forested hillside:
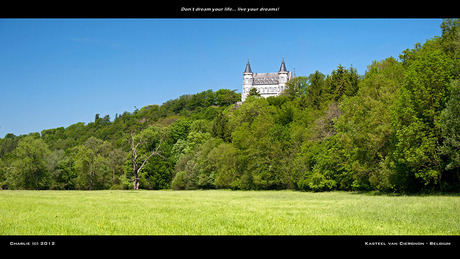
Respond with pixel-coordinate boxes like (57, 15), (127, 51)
(1, 19), (459, 193)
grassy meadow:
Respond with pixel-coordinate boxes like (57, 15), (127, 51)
(0, 190), (459, 235)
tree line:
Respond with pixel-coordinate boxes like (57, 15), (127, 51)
(1, 19), (459, 193)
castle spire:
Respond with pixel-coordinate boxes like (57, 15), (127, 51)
(244, 58), (253, 73)
(279, 57), (287, 72)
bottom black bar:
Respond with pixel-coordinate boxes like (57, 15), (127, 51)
(1, 235), (458, 254)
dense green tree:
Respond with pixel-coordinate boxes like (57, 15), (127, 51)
(335, 57), (405, 191)
(0, 133), (19, 159)
(247, 87), (261, 98)
(440, 79), (460, 190)
(399, 42), (422, 66)
(215, 89), (240, 106)
(293, 105), (345, 191)
(283, 76), (309, 99)
(208, 142), (239, 189)
(169, 119), (191, 144)
(274, 100), (294, 127)
(46, 149), (75, 190)
(171, 153), (198, 190)
(0, 158), (5, 187)
(230, 96), (294, 190)
(440, 19), (460, 77)
(8, 136), (51, 190)
(324, 65), (360, 101)
(73, 137), (112, 190)
(306, 71), (326, 109)
(107, 147), (127, 188)
(391, 41), (454, 191)
(294, 134), (348, 192)
(211, 110), (232, 142)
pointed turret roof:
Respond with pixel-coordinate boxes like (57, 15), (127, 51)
(279, 57), (287, 72)
(244, 58), (253, 73)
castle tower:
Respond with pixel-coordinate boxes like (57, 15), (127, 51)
(242, 59), (254, 102)
(278, 57), (289, 93)
(241, 58), (293, 102)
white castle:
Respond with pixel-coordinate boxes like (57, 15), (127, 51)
(241, 58), (294, 102)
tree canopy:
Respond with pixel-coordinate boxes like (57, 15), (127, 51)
(1, 19), (459, 193)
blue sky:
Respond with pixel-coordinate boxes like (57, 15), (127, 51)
(0, 18), (443, 137)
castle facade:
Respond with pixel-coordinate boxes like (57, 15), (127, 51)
(241, 58), (294, 102)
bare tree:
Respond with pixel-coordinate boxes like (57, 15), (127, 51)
(312, 102), (343, 141)
(129, 131), (164, 190)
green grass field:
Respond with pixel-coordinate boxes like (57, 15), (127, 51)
(0, 190), (458, 235)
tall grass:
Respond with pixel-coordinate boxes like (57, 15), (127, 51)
(0, 190), (458, 235)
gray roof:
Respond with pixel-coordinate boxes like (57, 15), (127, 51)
(244, 59), (252, 73)
(279, 57), (287, 72)
(253, 73), (279, 85)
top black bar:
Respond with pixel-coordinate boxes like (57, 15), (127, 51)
(1, 0), (457, 18)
